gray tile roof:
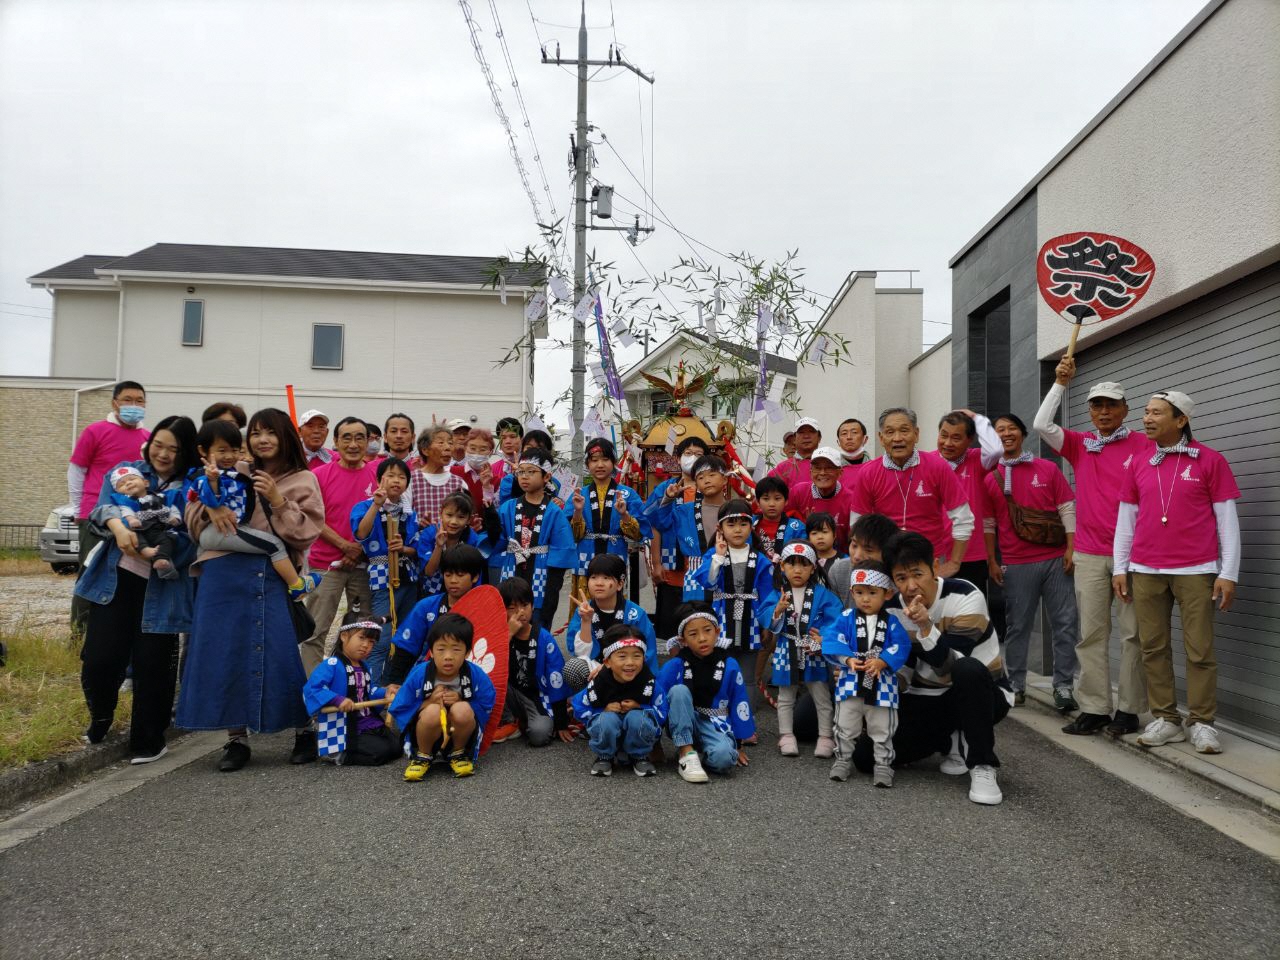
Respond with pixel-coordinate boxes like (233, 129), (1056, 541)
(685, 330), (798, 376)
(28, 254), (122, 281)
(32, 243), (544, 287)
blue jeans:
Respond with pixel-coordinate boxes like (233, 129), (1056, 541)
(368, 582), (419, 685)
(587, 709), (659, 761)
(665, 685), (738, 773)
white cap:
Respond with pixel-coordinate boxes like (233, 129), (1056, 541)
(1087, 382), (1126, 402)
(444, 417), (470, 432)
(810, 446), (843, 466)
(1151, 389), (1195, 419)
(298, 409), (328, 426)
(793, 416), (821, 433)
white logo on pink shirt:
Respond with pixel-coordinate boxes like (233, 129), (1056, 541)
(1180, 464), (1198, 482)
(1123, 454), (1133, 470)
(1031, 474), (1044, 488)
(915, 481), (929, 497)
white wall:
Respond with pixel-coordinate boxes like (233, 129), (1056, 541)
(872, 288), (924, 420)
(50, 290), (117, 378)
(908, 337), (953, 453)
(1036, 0), (1280, 359)
(113, 281), (532, 426)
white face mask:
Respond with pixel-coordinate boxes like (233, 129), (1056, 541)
(464, 453), (489, 471)
(679, 453), (698, 473)
(366, 441), (381, 456)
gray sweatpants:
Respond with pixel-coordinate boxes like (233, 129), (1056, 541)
(198, 524), (288, 564)
(777, 680), (833, 738)
(506, 684), (554, 747)
(834, 698), (897, 767)
(1003, 556), (1080, 690)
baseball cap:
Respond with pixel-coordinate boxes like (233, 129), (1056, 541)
(782, 430), (796, 442)
(810, 446), (843, 466)
(298, 409), (328, 426)
(1086, 382), (1125, 402)
(793, 416), (821, 433)
(444, 417), (470, 432)
(1151, 389), (1195, 419)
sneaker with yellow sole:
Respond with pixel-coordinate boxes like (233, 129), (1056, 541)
(448, 752), (475, 778)
(403, 755), (431, 782)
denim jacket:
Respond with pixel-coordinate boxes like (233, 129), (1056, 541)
(74, 461), (196, 633)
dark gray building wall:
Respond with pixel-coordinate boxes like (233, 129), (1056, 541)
(950, 191), (1043, 439)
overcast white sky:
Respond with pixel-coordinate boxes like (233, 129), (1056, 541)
(0, 0), (1205, 414)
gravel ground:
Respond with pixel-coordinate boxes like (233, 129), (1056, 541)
(0, 570), (76, 637)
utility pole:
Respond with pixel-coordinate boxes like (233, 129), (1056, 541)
(543, 1), (653, 469)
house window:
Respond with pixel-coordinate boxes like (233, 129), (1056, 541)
(181, 300), (204, 346)
(649, 392), (672, 417)
(312, 323), (344, 370)
(711, 379), (751, 418)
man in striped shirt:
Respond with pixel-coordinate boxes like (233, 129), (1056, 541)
(853, 531), (1012, 805)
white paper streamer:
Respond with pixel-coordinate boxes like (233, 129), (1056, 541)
(807, 334), (830, 365)
(588, 362), (607, 387)
(499, 275), (507, 305)
(767, 375), (786, 403)
(524, 292), (547, 323)
(573, 294), (595, 323)
(664, 426), (677, 454)
(549, 276), (572, 300)
(525, 414), (547, 432)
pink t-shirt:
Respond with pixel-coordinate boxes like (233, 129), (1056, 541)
(308, 459), (379, 568)
(1120, 442), (1240, 569)
(70, 420), (151, 520)
(839, 458), (868, 489)
(785, 482), (857, 551)
(768, 456), (812, 489)
(850, 453), (969, 559)
(1058, 428), (1151, 557)
(984, 458), (1075, 565)
(924, 448), (991, 563)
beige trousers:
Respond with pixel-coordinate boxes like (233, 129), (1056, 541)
(1131, 572), (1218, 725)
(1073, 551), (1147, 716)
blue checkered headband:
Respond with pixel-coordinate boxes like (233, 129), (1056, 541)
(341, 620), (383, 634)
(779, 542), (817, 565)
(850, 567), (893, 590)
(601, 635), (647, 660)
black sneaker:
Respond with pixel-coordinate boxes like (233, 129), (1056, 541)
(1106, 711), (1140, 737)
(289, 731), (317, 765)
(1013, 691), (1026, 706)
(590, 758), (613, 777)
(1062, 712), (1110, 736)
(632, 759), (657, 777)
(1053, 685), (1079, 713)
(218, 739), (251, 772)
(84, 718), (112, 744)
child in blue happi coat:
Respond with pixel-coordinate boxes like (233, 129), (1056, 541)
(498, 577), (573, 746)
(496, 448), (577, 631)
(805, 511), (846, 584)
(384, 544), (486, 685)
(390, 612), (496, 781)
(823, 560), (911, 787)
(759, 541), (843, 760)
(752, 475), (807, 564)
(649, 454), (731, 596)
(566, 553), (658, 677)
(192, 418), (319, 596)
(686, 498), (774, 701)
(496, 430), (563, 504)
(657, 602), (755, 783)
(303, 613), (400, 766)
(419, 491), (501, 595)
(351, 457), (420, 684)
(571, 623), (664, 777)
(570, 437), (649, 592)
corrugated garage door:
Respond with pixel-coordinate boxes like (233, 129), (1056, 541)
(1064, 260), (1280, 741)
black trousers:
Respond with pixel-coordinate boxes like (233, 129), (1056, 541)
(534, 567), (567, 633)
(344, 727), (401, 766)
(71, 519), (106, 632)
(955, 559), (989, 597)
(80, 569), (178, 755)
(653, 582), (684, 641)
(853, 658), (1009, 772)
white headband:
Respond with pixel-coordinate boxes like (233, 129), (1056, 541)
(693, 462), (728, 477)
(850, 568), (893, 590)
(665, 611), (728, 653)
(717, 509), (753, 525)
(779, 542), (817, 565)
(601, 635), (646, 660)
(341, 620), (383, 634)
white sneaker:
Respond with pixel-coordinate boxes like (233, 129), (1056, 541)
(940, 730), (967, 776)
(677, 751), (709, 783)
(1188, 722), (1222, 754)
(1136, 718), (1186, 747)
(129, 745), (167, 765)
(968, 765), (1002, 805)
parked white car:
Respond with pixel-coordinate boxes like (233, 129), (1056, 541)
(39, 504), (79, 574)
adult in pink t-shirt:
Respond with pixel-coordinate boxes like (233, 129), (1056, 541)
(836, 417), (872, 487)
(983, 413), (1078, 706)
(1114, 390), (1241, 755)
(68, 381), (151, 631)
(848, 407), (973, 575)
(300, 416), (379, 675)
(925, 409), (1001, 594)
(768, 417), (821, 488)
(1035, 357), (1152, 736)
(785, 446), (856, 551)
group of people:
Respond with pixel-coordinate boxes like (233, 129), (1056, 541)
(67, 357), (1242, 805)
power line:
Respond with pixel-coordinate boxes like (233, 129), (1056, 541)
(1, 300), (51, 313)
(458, 0), (544, 225)
(486, 0), (557, 223)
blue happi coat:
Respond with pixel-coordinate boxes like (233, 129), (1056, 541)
(566, 599), (659, 674)
(648, 493), (715, 576)
(394, 592), (453, 663)
(573, 480), (650, 574)
(511, 626), (571, 717)
(758, 582), (845, 686)
(643, 478), (684, 574)
(351, 498), (421, 591)
(686, 547), (775, 651)
(823, 608), (911, 708)
(570, 670), (664, 725)
(303, 655), (389, 757)
(753, 515), (808, 560)
(195, 468), (249, 519)
(389, 659), (496, 760)
(655, 654), (756, 741)
(415, 524), (492, 596)
(495, 496), (577, 609)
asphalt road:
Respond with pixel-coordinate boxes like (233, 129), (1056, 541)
(2, 711), (1278, 960)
